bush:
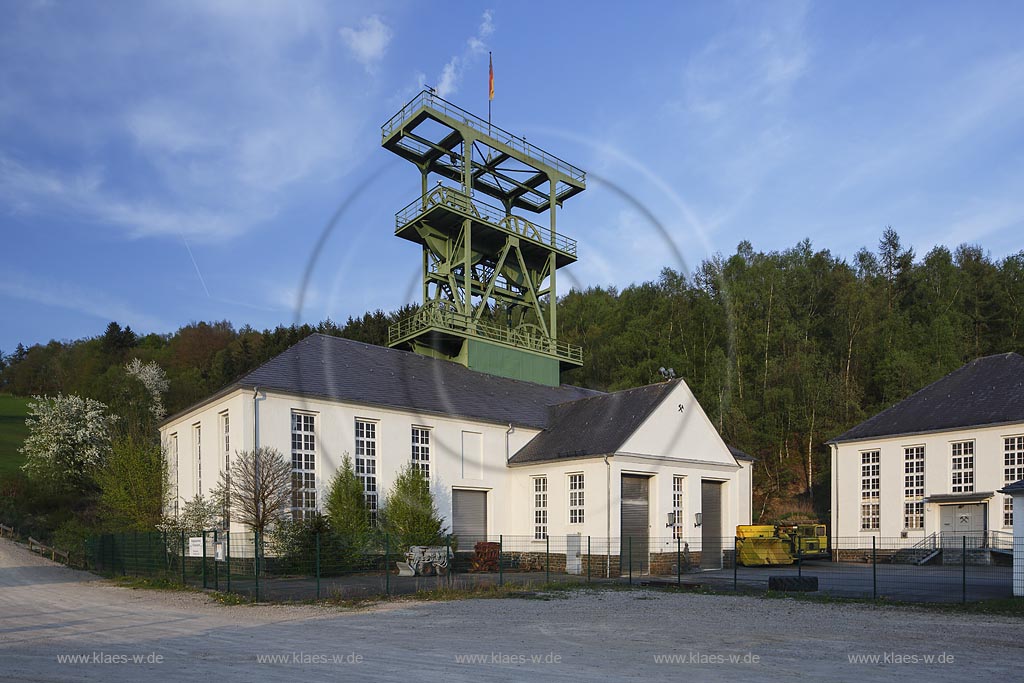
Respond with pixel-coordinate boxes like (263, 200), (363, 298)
(379, 465), (447, 551)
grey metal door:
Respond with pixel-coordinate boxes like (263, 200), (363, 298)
(452, 489), (487, 548)
(566, 534), (582, 575)
(701, 480), (723, 569)
(940, 503), (985, 545)
(620, 475), (650, 575)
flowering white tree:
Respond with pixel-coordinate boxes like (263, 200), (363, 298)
(20, 394), (116, 490)
(125, 358), (169, 421)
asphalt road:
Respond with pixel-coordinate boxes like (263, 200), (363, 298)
(2, 537), (1022, 682)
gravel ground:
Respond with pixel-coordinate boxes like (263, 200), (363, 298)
(2, 537), (1022, 682)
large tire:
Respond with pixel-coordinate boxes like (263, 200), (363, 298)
(768, 575), (818, 592)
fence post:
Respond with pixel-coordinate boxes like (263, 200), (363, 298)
(871, 536), (877, 600)
(962, 535), (967, 604)
(226, 530), (231, 594)
(587, 536), (591, 584)
(385, 534), (391, 596)
(202, 531), (207, 589)
(180, 530), (186, 585)
(446, 534), (452, 586)
(733, 537), (738, 591)
(676, 536), (681, 587)
(546, 535), (550, 585)
(213, 529), (219, 591)
(798, 556), (802, 579)
(254, 530), (260, 603)
(628, 537), (633, 586)
(315, 531), (321, 600)
(132, 531), (138, 576)
(498, 535), (503, 587)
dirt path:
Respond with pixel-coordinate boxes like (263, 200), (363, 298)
(1, 537), (1021, 682)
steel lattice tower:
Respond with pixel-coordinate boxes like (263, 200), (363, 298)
(381, 90), (585, 386)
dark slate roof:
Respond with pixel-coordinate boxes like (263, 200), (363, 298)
(508, 381), (678, 464)
(728, 445), (756, 462)
(830, 353), (1024, 443)
(1000, 480), (1024, 495)
(172, 333), (600, 429)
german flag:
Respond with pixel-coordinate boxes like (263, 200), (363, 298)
(488, 52), (494, 101)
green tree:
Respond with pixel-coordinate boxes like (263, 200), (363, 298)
(324, 452), (371, 537)
(378, 465), (446, 547)
(95, 436), (167, 530)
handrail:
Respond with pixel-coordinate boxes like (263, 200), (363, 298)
(28, 536), (70, 563)
(382, 90), (586, 183)
(388, 303), (583, 364)
(987, 529), (1013, 550)
(909, 532), (937, 550)
(395, 186), (577, 257)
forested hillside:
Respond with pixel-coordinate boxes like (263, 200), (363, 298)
(3, 229), (1022, 520)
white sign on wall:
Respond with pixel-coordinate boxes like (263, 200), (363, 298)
(188, 536), (204, 557)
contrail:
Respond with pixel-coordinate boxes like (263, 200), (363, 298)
(180, 234), (210, 297)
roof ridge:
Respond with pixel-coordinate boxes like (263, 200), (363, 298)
(830, 352), (1024, 443)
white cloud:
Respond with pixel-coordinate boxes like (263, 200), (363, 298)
(0, 153), (244, 241)
(0, 269), (168, 332)
(0, 3), (365, 244)
(339, 15), (392, 71)
(433, 10), (495, 99)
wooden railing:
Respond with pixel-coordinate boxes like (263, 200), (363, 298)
(28, 536), (70, 564)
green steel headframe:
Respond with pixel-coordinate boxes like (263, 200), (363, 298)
(381, 90), (585, 385)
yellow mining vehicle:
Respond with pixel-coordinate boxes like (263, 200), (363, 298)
(735, 523), (829, 566)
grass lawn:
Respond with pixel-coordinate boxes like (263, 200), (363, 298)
(0, 394), (29, 480)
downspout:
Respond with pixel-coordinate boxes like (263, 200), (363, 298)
(253, 386), (260, 530)
(830, 443), (838, 554)
(505, 423), (514, 463)
(605, 454), (611, 578)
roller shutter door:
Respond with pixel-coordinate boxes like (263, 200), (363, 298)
(452, 489), (487, 548)
(620, 475), (650, 575)
(701, 480), (723, 569)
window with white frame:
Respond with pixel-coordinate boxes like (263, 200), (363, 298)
(290, 412), (316, 520)
(411, 427), (430, 478)
(1005, 436), (1024, 526)
(193, 424), (202, 496)
(861, 450), (880, 530)
(219, 412), (231, 526)
(951, 441), (975, 493)
(903, 446), (925, 529)
(355, 419), (378, 525)
(672, 475), (685, 539)
(533, 476), (548, 540)
(170, 433), (179, 517)
(568, 473), (584, 524)
(221, 411), (230, 475)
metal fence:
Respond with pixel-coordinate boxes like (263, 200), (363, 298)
(83, 532), (1018, 604)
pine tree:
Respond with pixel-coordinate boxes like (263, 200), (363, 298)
(379, 464), (446, 547)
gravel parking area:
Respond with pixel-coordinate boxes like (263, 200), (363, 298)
(2, 537), (1022, 682)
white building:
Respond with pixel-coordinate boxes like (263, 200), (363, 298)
(159, 333), (753, 574)
(829, 352), (1024, 549)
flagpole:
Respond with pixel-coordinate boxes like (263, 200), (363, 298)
(488, 51), (492, 134)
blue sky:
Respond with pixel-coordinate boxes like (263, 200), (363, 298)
(2, 1), (1023, 352)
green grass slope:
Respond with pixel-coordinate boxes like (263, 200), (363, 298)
(0, 394), (29, 480)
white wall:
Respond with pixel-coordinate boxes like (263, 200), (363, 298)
(158, 381), (752, 549)
(831, 421), (1024, 542)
